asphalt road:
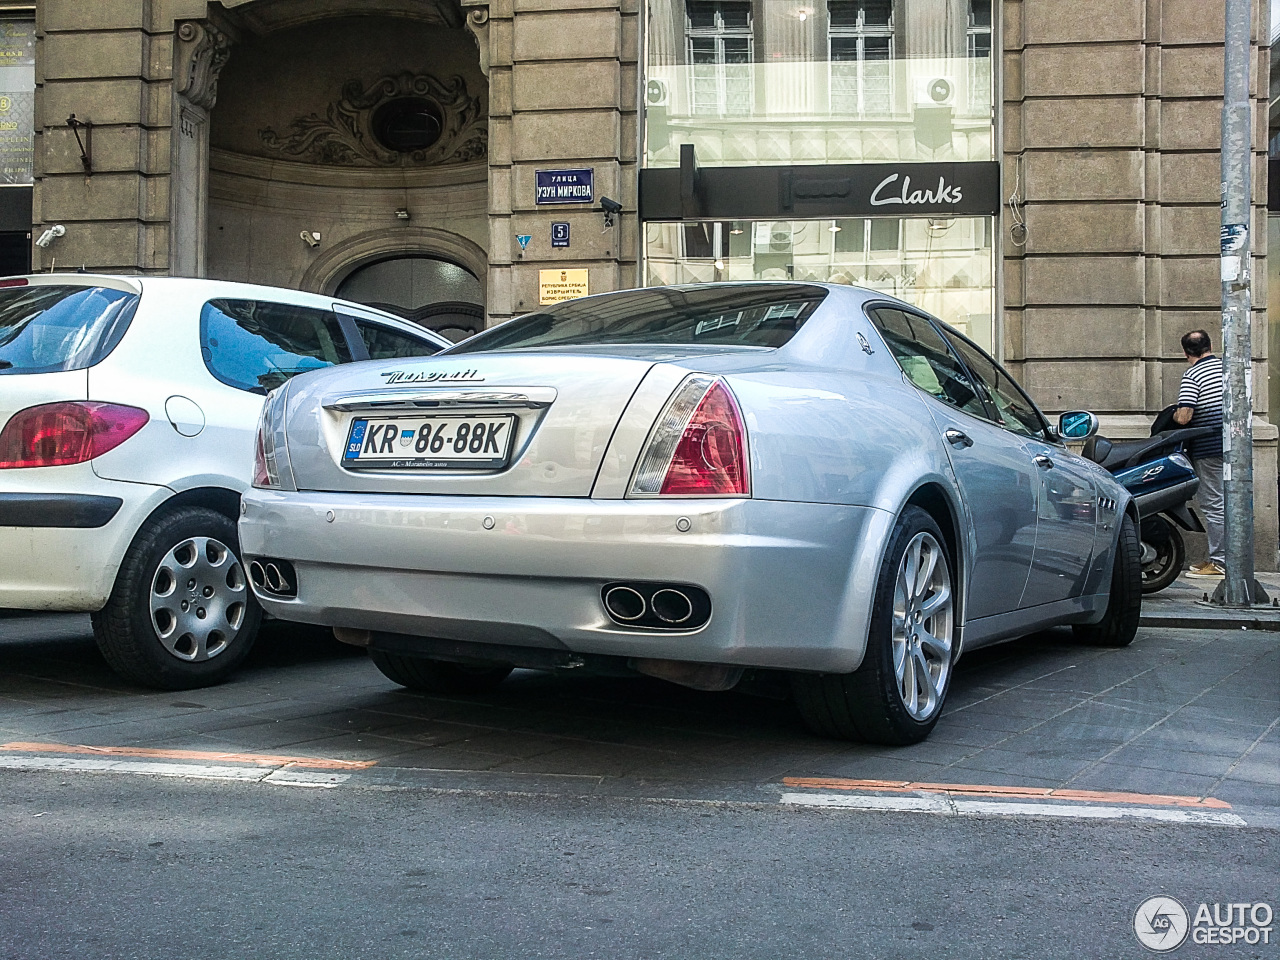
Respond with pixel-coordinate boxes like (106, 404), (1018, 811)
(1, 770), (1275, 960)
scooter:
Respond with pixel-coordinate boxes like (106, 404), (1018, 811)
(1080, 415), (1215, 593)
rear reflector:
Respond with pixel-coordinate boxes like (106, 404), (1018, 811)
(0, 401), (149, 469)
(630, 376), (749, 497)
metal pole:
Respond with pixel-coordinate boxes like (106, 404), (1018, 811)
(1220, 0), (1257, 606)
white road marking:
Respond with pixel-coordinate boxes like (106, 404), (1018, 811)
(0, 754), (348, 788)
(779, 792), (1248, 826)
(0, 753), (1249, 818)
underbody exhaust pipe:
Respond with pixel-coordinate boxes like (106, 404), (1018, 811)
(601, 581), (711, 630)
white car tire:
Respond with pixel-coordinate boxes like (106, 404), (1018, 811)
(91, 506), (262, 689)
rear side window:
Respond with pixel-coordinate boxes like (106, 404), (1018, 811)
(0, 285), (139, 375)
(868, 307), (990, 421)
(448, 284), (827, 353)
(355, 321), (441, 361)
(201, 299), (352, 395)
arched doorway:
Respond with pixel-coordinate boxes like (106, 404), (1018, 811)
(336, 256), (484, 342)
(195, 6), (488, 318)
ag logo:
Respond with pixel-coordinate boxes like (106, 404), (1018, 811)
(1135, 896), (1190, 952)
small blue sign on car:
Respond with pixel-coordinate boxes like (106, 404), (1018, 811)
(551, 222), (570, 247)
(536, 169), (594, 205)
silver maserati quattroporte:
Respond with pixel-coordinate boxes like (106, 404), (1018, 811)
(239, 283), (1139, 744)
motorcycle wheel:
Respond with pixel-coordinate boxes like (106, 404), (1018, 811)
(1139, 514), (1184, 594)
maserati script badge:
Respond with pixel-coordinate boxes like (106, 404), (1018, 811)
(380, 369), (485, 384)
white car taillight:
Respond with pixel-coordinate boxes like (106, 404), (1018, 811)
(0, 401), (149, 469)
(252, 387), (295, 490)
(629, 375), (750, 497)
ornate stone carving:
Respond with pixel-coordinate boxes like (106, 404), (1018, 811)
(175, 21), (233, 111)
(461, 0), (491, 77)
(259, 72), (487, 167)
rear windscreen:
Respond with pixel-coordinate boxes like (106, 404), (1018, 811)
(0, 285), (139, 375)
(447, 284), (828, 354)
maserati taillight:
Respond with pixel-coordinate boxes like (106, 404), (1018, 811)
(0, 401), (149, 469)
(630, 376), (749, 497)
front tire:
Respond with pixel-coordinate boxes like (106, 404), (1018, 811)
(370, 650), (512, 694)
(1139, 514), (1184, 594)
(792, 506), (956, 745)
(91, 506), (262, 689)
(1073, 512), (1142, 647)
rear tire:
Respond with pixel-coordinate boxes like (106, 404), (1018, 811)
(91, 506), (261, 690)
(1074, 512), (1142, 647)
(791, 506), (956, 745)
(1139, 514), (1184, 594)
(370, 650), (512, 694)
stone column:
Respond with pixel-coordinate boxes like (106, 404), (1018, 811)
(170, 19), (232, 278)
(481, 0), (639, 325)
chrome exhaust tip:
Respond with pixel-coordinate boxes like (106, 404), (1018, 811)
(603, 585), (646, 622)
(248, 560), (266, 588)
(650, 588), (693, 624)
(264, 562), (289, 594)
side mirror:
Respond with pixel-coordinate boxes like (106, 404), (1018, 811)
(1057, 410), (1099, 441)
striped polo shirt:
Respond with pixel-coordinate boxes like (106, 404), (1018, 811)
(1177, 354), (1224, 459)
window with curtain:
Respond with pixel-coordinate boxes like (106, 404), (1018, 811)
(828, 0), (893, 116)
(686, 1), (754, 116)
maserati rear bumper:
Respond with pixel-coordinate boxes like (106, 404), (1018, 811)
(239, 490), (894, 673)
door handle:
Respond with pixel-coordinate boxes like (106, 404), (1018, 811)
(1033, 454), (1054, 469)
(944, 429), (973, 448)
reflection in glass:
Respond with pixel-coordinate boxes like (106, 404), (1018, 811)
(644, 216), (995, 351)
(645, 0), (995, 167)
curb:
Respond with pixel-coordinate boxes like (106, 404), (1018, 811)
(1140, 612), (1280, 631)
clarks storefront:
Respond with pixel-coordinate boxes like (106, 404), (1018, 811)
(27, 0), (1280, 564)
(641, 0), (1000, 350)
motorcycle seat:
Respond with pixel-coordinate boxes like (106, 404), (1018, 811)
(1083, 425), (1216, 471)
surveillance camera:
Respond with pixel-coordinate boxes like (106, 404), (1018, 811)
(299, 230), (321, 248)
(599, 197), (623, 215)
(35, 225), (65, 248)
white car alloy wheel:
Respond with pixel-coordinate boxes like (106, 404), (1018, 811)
(891, 530), (953, 722)
(149, 536), (247, 662)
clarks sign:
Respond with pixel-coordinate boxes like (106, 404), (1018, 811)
(639, 161), (1000, 220)
(870, 173), (964, 207)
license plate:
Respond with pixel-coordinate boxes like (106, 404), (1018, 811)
(343, 415), (515, 469)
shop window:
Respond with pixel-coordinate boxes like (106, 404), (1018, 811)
(869, 218), (900, 252)
(686, 1), (753, 117)
(828, 0), (893, 117)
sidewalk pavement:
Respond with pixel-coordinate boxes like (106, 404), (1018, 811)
(1140, 571), (1280, 631)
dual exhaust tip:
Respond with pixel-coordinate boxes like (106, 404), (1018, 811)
(248, 557), (297, 598)
(602, 582), (711, 631)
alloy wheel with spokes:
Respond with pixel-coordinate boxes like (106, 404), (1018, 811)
(150, 536), (248, 662)
(891, 531), (953, 721)
(790, 505), (957, 745)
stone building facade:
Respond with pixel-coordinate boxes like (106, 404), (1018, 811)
(20, 0), (1280, 565)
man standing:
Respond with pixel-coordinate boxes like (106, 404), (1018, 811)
(1174, 329), (1225, 578)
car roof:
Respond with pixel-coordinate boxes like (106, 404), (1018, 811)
(5, 273), (450, 347)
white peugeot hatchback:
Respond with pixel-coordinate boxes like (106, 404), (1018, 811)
(0, 274), (448, 688)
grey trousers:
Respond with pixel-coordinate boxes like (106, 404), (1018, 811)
(1194, 456), (1225, 566)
